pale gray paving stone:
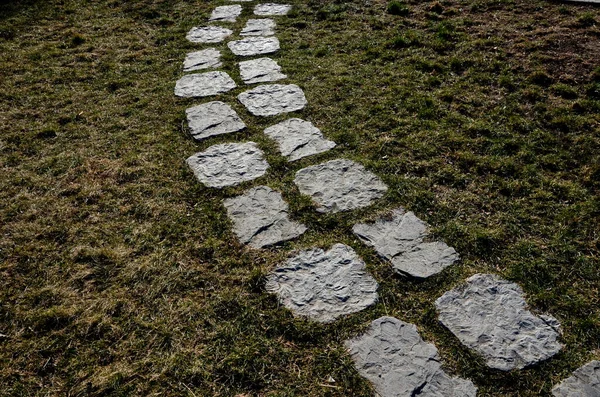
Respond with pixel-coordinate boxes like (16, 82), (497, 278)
(228, 36), (280, 56)
(293, 159), (387, 213)
(345, 316), (478, 397)
(238, 84), (307, 116)
(174, 71), (236, 98)
(435, 273), (562, 371)
(209, 5), (242, 22)
(241, 19), (276, 36)
(254, 3), (292, 15)
(553, 361), (600, 396)
(186, 26), (233, 43)
(265, 244), (378, 323)
(186, 101), (245, 141)
(239, 57), (287, 84)
(223, 186), (307, 248)
(186, 142), (269, 188)
(183, 48), (222, 72)
(264, 118), (336, 161)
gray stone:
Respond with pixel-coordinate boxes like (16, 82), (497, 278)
(264, 118), (336, 161)
(186, 101), (246, 141)
(174, 71), (236, 98)
(227, 37), (280, 56)
(238, 84), (307, 116)
(345, 316), (478, 397)
(391, 242), (459, 279)
(435, 273), (562, 371)
(266, 244), (378, 323)
(254, 3), (292, 15)
(294, 159), (387, 213)
(239, 57), (287, 84)
(209, 5), (242, 22)
(186, 26), (233, 43)
(241, 19), (276, 36)
(224, 186), (307, 248)
(553, 361), (600, 397)
(186, 142), (269, 188)
(183, 48), (222, 72)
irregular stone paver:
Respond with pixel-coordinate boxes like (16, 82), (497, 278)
(294, 159), (387, 213)
(553, 361), (600, 396)
(265, 244), (378, 323)
(254, 3), (292, 15)
(238, 84), (307, 116)
(264, 118), (336, 161)
(241, 19), (276, 36)
(435, 273), (562, 371)
(186, 26), (233, 43)
(174, 71), (236, 98)
(345, 316), (478, 397)
(352, 208), (459, 278)
(227, 37), (280, 56)
(224, 186), (307, 248)
(209, 5), (242, 22)
(239, 57), (287, 84)
(186, 101), (245, 141)
(186, 142), (269, 188)
(183, 48), (222, 72)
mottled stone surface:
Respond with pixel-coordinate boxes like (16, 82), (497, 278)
(186, 142), (269, 188)
(346, 317), (478, 397)
(266, 244), (378, 323)
(238, 84), (307, 116)
(239, 57), (287, 84)
(186, 101), (245, 141)
(553, 361), (600, 397)
(435, 273), (562, 371)
(264, 118), (336, 161)
(209, 5), (242, 22)
(254, 3), (292, 15)
(228, 37), (280, 56)
(224, 186), (307, 248)
(174, 71), (236, 98)
(241, 19), (276, 36)
(183, 49), (222, 72)
(294, 159), (387, 213)
(186, 26), (233, 43)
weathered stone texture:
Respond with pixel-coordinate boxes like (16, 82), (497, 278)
(238, 84), (307, 116)
(228, 37), (280, 56)
(186, 101), (245, 141)
(241, 19), (276, 36)
(186, 26), (232, 43)
(209, 5), (242, 22)
(552, 361), (600, 397)
(183, 49), (222, 72)
(239, 57), (287, 84)
(264, 118), (336, 161)
(174, 71), (236, 98)
(254, 3), (292, 15)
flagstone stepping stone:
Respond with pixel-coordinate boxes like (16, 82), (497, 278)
(227, 37), (280, 56)
(183, 48), (222, 72)
(186, 26), (233, 43)
(254, 3), (292, 15)
(238, 84), (307, 116)
(264, 118), (336, 161)
(345, 316), (478, 397)
(239, 57), (287, 84)
(435, 273), (562, 371)
(552, 361), (600, 396)
(209, 5), (242, 22)
(224, 186), (307, 248)
(186, 142), (269, 188)
(186, 101), (245, 141)
(294, 159), (387, 213)
(265, 244), (378, 323)
(353, 208), (459, 278)
(241, 19), (276, 36)
(175, 71), (236, 98)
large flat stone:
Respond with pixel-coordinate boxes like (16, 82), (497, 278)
(345, 316), (478, 397)
(254, 3), (292, 15)
(209, 5), (242, 22)
(239, 57), (287, 84)
(264, 118), (336, 161)
(186, 101), (245, 141)
(186, 142), (269, 188)
(241, 19), (276, 36)
(224, 186), (307, 248)
(183, 48), (222, 72)
(435, 273), (562, 371)
(266, 244), (378, 323)
(174, 71), (236, 98)
(186, 26), (233, 43)
(227, 37), (280, 56)
(553, 361), (600, 396)
(238, 84), (307, 116)
(294, 159), (387, 213)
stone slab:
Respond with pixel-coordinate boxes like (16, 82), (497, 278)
(254, 3), (292, 15)
(186, 142), (269, 188)
(264, 118), (336, 161)
(209, 5), (242, 22)
(239, 57), (287, 84)
(183, 48), (222, 72)
(266, 244), (378, 323)
(238, 84), (307, 116)
(435, 273), (562, 371)
(174, 71), (236, 98)
(224, 186), (307, 248)
(345, 316), (478, 397)
(228, 37), (280, 56)
(241, 19), (276, 36)
(186, 101), (246, 141)
(553, 361), (600, 397)
(186, 26), (233, 43)
(294, 159), (387, 213)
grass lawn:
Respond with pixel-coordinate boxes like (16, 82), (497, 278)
(1, 0), (599, 395)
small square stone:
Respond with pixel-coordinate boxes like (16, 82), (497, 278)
(239, 57), (287, 84)
(174, 71), (236, 98)
(264, 118), (336, 161)
(186, 101), (246, 141)
(228, 37), (280, 56)
(238, 84), (307, 116)
(209, 5), (242, 22)
(183, 48), (222, 72)
(254, 3), (292, 15)
(241, 19), (276, 36)
(186, 26), (232, 43)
